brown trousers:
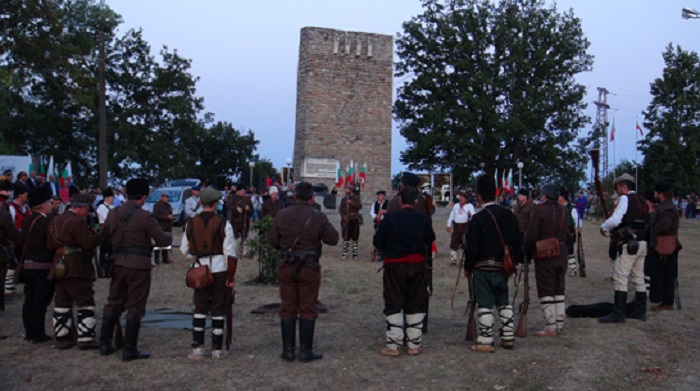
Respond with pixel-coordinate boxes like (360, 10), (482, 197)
(278, 263), (321, 320)
(103, 266), (151, 323)
(449, 222), (469, 251)
(193, 272), (228, 316)
(54, 277), (95, 308)
(534, 241), (567, 297)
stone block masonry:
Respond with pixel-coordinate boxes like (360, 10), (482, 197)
(293, 27), (393, 205)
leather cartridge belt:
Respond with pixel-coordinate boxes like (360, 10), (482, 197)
(62, 246), (82, 255)
(474, 258), (502, 270)
(281, 250), (318, 264)
(113, 246), (152, 257)
(23, 260), (53, 270)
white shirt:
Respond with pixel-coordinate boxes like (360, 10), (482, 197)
(185, 196), (202, 219)
(180, 219), (236, 273)
(97, 203), (114, 225)
(447, 202), (475, 226)
(370, 200), (387, 221)
(570, 206), (581, 228)
(601, 192), (632, 232)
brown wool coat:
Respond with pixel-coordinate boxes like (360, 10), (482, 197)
(268, 203), (339, 257)
(523, 201), (568, 260)
(102, 200), (172, 270)
(261, 198), (284, 219)
(152, 200), (173, 232)
(339, 194), (362, 222)
(47, 210), (103, 279)
(20, 213), (54, 263)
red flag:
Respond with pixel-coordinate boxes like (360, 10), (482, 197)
(636, 122), (644, 136)
(610, 121), (616, 142)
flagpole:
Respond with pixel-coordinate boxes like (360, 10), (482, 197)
(613, 118), (616, 179)
(635, 116), (638, 192)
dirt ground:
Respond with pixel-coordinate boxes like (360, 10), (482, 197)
(1, 206), (699, 390)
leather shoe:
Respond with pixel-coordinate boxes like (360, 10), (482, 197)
(379, 347), (400, 356)
(469, 344), (495, 353)
(651, 304), (673, 312)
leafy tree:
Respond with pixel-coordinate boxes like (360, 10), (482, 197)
(198, 121), (259, 184)
(640, 44), (700, 196)
(394, 0), (593, 187)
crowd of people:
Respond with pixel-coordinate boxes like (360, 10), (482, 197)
(0, 167), (684, 363)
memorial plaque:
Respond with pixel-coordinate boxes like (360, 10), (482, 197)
(303, 158), (338, 178)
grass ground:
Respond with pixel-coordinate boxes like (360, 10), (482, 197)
(1, 206), (698, 390)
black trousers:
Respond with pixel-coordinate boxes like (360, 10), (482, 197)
(21, 269), (55, 339)
(648, 251), (678, 305)
(383, 262), (428, 316)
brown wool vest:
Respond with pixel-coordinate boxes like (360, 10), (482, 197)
(186, 214), (225, 256)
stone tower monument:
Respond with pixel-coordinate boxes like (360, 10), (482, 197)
(292, 27), (393, 203)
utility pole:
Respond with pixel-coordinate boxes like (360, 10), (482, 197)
(593, 87), (610, 182)
(98, 29), (107, 188)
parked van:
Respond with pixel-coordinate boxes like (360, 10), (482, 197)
(143, 186), (192, 226)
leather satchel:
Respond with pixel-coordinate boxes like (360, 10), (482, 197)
(484, 208), (516, 277)
(535, 206), (565, 260)
(186, 261), (214, 289)
(655, 235), (677, 256)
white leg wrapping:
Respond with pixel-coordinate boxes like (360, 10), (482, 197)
(476, 306), (494, 346)
(568, 255), (577, 276)
(553, 295), (565, 331)
(385, 313), (404, 349)
(5, 269), (15, 294)
(53, 307), (73, 338)
(450, 250), (458, 263)
(540, 296), (556, 331)
(212, 316), (224, 336)
(193, 313), (206, 332)
(405, 313), (425, 349)
(77, 306), (96, 342)
(610, 258), (615, 278)
(498, 305), (515, 342)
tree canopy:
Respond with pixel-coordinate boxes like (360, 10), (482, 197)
(1, 0), (260, 187)
(640, 44), (700, 196)
(394, 0), (594, 188)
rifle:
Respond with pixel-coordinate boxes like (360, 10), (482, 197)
(577, 231), (587, 277)
(675, 278), (682, 310)
(515, 262), (530, 338)
(225, 256), (238, 350)
(464, 272), (477, 342)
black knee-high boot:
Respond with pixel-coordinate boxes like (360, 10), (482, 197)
(281, 318), (296, 362)
(298, 318), (322, 362)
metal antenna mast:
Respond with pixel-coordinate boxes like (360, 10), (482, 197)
(594, 87), (610, 178)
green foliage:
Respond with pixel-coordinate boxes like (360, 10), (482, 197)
(395, 0), (593, 189)
(1, 0), (262, 187)
(246, 215), (281, 285)
(640, 44), (700, 196)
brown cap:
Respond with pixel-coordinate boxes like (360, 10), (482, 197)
(200, 188), (222, 205)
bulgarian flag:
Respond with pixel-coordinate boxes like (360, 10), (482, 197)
(47, 156), (55, 182)
(494, 168), (500, 197)
(507, 168), (514, 195)
(336, 161), (343, 188)
(636, 122), (644, 135)
(359, 162), (367, 189)
(610, 119), (616, 142)
(39, 158), (46, 178)
(27, 153), (34, 175)
(59, 161), (72, 187)
(345, 164), (353, 185)
(501, 170), (506, 195)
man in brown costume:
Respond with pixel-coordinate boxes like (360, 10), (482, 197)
(228, 184), (253, 258)
(47, 193), (103, 350)
(181, 188), (237, 360)
(268, 182), (338, 363)
(20, 186), (55, 343)
(339, 182), (362, 260)
(99, 178), (172, 361)
(261, 186), (284, 219)
(152, 192), (174, 264)
(523, 184), (569, 336)
(648, 182), (680, 312)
